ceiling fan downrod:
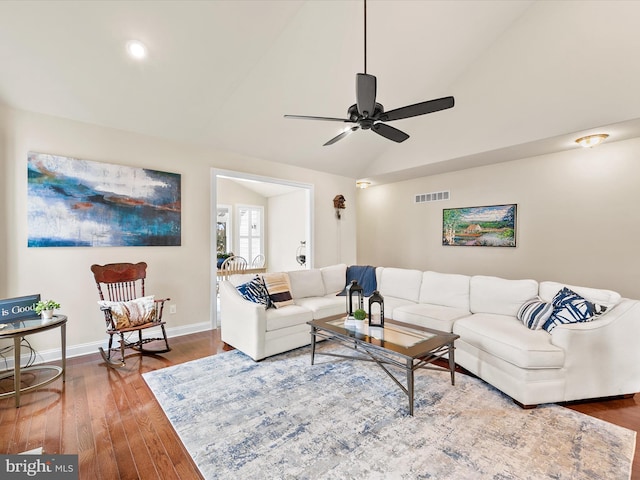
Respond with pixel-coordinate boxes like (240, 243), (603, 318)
(363, 0), (367, 74)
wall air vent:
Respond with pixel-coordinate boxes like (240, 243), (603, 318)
(414, 190), (450, 204)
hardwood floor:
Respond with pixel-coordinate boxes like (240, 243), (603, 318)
(0, 332), (229, 479)
(1, 331), (638, 479)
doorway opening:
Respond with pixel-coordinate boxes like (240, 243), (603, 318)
(210, 169), (314, 328)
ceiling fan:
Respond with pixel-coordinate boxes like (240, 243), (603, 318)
(284, 0), (454, 146)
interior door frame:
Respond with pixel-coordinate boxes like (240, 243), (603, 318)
(210, 168), (314, 329)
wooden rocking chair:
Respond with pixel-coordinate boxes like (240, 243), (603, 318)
(91, 262), (171, 368)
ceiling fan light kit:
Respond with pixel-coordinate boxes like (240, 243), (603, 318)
(284, 0), (454, 146)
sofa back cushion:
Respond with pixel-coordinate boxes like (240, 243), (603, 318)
(470, 275), (539, 316)
(419, 271), (471, 310)
(288, 269), (326, 299)
(320, 264), (347, 295)
(538, 281), (621, 309)
(377, 267), (423, 303)
(227, 273), (255, 287)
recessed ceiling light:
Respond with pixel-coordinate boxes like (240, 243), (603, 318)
(575, 133), (609, 148)
(126, 40), (147, 60)
(356, 181), (371, 189)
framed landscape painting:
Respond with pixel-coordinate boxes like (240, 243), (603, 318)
(28, 152), (181, 247)
(442, 204), (516, 247)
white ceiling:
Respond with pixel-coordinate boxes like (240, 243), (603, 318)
(1, 0), (640, 185)
(221, 175), (302, 198)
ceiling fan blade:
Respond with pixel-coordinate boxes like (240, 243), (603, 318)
(284, 114), (354, 123)
(356, 73), (376, 118)
(324, 126), (359, 146)
(372, 123), (409, 143)
(381, 96), (454, 122)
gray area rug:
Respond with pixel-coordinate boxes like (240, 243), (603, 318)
(143, 344), (635, 479)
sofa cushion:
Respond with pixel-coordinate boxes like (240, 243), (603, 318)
(288, 269), (325, 299)
(470, 276), (539, 316)
(265, 304), (313, 331)
(381, 296), (417, 318)
(453, 313), (565, 369)
(517, 297), (553, 330)
(419, 271), (470, 310)
(394, 304), (470, 332)
(320, 264), (347, 295)
(378, 267), (423, 303)
(263, 272), (295, 308)
(295, 295), (346, 319)
(236, 275), (270, 307)
(539, 281), (621, 309)
(543, 288), (595, 333)
(227, 273), (255, 287)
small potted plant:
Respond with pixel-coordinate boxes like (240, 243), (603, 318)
(35, 299), (61, 320)
(353, 308), (367, 329)
(217, 252), (233, 269)
(353, 308), (367, 321)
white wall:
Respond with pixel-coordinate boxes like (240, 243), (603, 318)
(268, 189), (308, 272)
(0, 105), (356, 358)
(0, 109), (7, 285)
(357, 137), (640, 299)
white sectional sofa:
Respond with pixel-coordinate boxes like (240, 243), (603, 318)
(219, 264), (640, 407)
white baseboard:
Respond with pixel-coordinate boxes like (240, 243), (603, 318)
(2, 321), (214, 368)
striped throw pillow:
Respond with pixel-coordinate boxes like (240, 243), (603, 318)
(262, 272), (295, 308)
(236, 275), (270, 307)
(543, 288), (595, 333)
(517, 297), (553, 330)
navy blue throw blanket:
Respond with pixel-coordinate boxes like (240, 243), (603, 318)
(337, 265), (377, 297)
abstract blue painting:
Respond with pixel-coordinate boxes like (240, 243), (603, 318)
(28, 152), (181, 247)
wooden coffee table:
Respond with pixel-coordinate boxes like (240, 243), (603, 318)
(308, 315), (459, 415)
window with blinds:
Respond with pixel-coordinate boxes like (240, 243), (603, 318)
(237, 205), (264, 262)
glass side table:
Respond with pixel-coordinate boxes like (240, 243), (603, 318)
(0, 314), (67, 407)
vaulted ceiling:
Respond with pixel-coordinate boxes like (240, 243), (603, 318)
(1, 1), (639, 185)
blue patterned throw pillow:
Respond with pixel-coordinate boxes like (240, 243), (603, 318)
(236, 275), (270, 307)
(543, 287), (595, 333)
(517, 297), (553, 330)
